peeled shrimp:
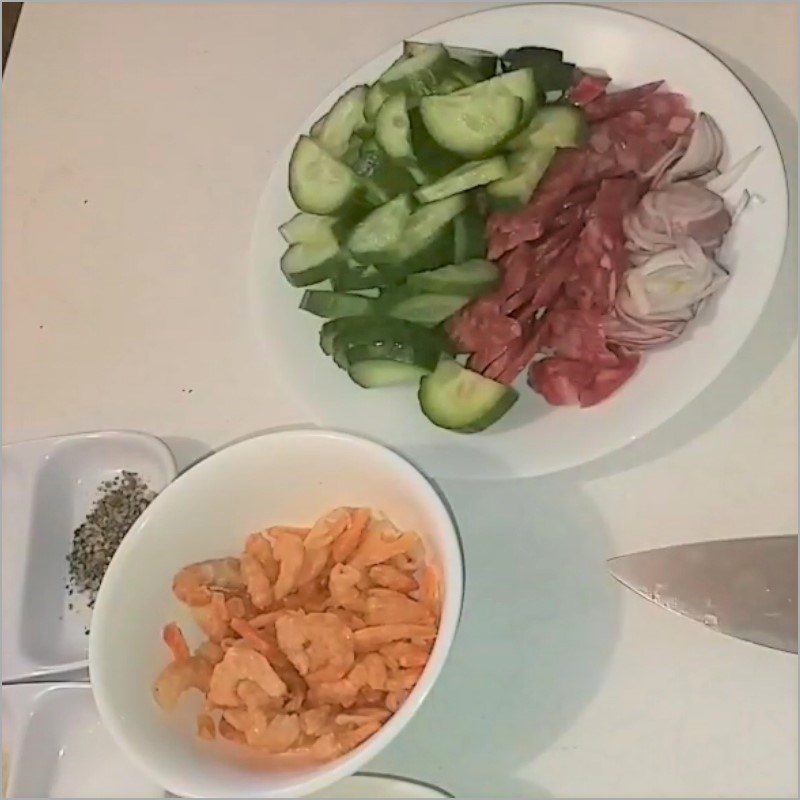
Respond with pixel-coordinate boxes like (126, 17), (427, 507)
(274, 611), (355, 684)
(379, 641), (429, 669)
(419, 565), (441, 618)
(246, 711), (301, 752)
(308, 678), (360, 708)
(272, 531), (305, 600)
(364, 590), (433, 626)
(304, 507), (350, 550)
(354, 624), (436, 653)
(311, 733), (342, 761)
(245, 532), (279, 582)
(296, 545), (330, 587)
(173, 558), (244, 606)
(195, 640), (224, 666)
(386, 666), (424, 692)
(237, 679), (283, 711)
(153, 656), (213, 710)
(197, 713), (216, 740)
(329, 608), (367, 631)
(240, 553), (274, 609)
(335, 707), (390, 726)
(385, 689), (409, 713)
(348, 524), (420, 570)
(300, 705), (333, 737)
(163, 622), (190, 661)
(332, 507), (370, 563)
(190, 595), (230, 643)
(328, 563), (365, 612)
(369, 564), (418, 593)
(208, 645), (287, 707)
(339, 720), (381, 750)
(360, 653), (388, 691)
(218, 717), (245, 744)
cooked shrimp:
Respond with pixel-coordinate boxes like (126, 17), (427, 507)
(248, 610), (283, 630)
(358, 687), (385, 705)
(329, 608), (367, 631)
(245, 532), (279, 582)
(218, 717), (246, 744)
(353, 624), (437, 652)
(379, 641), (429, 669)
(386, 666), (424, 692)
(348, 525), (420, 570)
(385, 689), (409, 713)
(195, 640), (224, 666)
(163, 622), (190, 661)
(390, 553), (417, 572)
(153, 655), (213, 710)
(197, 713), (216, 740)
(335, 707), (391, 726)
(420, 564), (441, 618)
(272, 531), (305, 600)
(296, 545), (330, 587)
(300, 705), (333, 737)
(332, 507), (370, 563)
(274, 611), (355, 684)
(226, 596), (247, 619)
(311, 733), (342, 761)
(364, 590), (433, 626)
(236, 679), (282, 711)
(308, 678), (359, 708)
(339, 720), (381, 750)
(304, 507), (350, 550)
(245, 711), (301, 752)
(190, 596), (230, 643)
(369, 564), (418, 593)
(284, 578), (329, 612)
(240, 553), (274, 609)
(208, 645), (287, 707)
(361, 652), (388, 691)
(328, 563), (365, 611)
(173, 558), (244, 606)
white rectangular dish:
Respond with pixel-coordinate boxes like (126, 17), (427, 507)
(2, 431), (176, 681)
(2, 682), (164, 798)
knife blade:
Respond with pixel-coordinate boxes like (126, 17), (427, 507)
(608, 535), (797, 653)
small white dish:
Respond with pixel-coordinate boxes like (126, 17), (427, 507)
(90, 428), (463, 799)
(2, 682), (164, 798)
(2, 431), (176, 682)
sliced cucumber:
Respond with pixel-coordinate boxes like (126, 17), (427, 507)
(300, 290), (378, 319)
(500, 47), (576, 94)
(347, 139), (417, 202)
(406, 259), (500, 297)
(280, 239), (344, 287)
(419, 92), (522, 158)
(365, 82), (390, 122)
(279, 212), (335, 245)
(418, 359), (519, 432)
(375, 93), (415, 165)
(486, 146), (556, 209)
(378, 43), (449, 96)
(331, 261), (388, 291)
(319, 316), (375, 356)
(461, 68), (538, 125)
(453, 201), (487, 261)
(349, 359), (430, 387)
(313, 85), (368, 158)
(508, 105), (586, 151)
(404, 41), (498, 81)
(289, 136), (365, 215)
(347, 194), (414, 264)
(414, 157), (508, 204)
(380, 288), (470, 327)
(408, 107), (464, 180)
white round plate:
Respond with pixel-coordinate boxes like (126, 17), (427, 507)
(249, 3), (787, 480)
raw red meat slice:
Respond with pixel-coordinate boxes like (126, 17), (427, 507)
(568, 72), (611, 106)
(582, 81), (664, 121)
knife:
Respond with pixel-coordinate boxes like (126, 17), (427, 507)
(608, 535), (798, 653)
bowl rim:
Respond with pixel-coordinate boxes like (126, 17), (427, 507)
(89, 427), (464, 798)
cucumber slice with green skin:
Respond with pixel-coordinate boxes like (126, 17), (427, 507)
(281, 240), (345, 287)
(279, 212), (335, 245)
(289, 136), (366, 215)
(406, 259), (500, 297)
(379, 194), (465, 277)
(500, 47), (576, 94)
(347, 194), (414, 264)
(378, 43), (449, 96)
(349, 359), (431, 388)
(404, 41), (498, 81)
(313, 85), (369, 158)
(347, 139), (418, 202)
(419, 92), (523, 158)
(418, 359), (519, 432)
(408, 107), (464, 180)
(486, 146), (556, 209)
(460, 68), (538, 126)
(380, 288), (470, 327)
(508, 105), (586, 151)
(375, 93), (416, 165)
(365, 82), (390, 122)
(453, 202), (487, 261)
(413, 157), (508, 204)
(331, 262), (388, 291)
(300, 290), (378, 319)
(319, 316), (376, 356)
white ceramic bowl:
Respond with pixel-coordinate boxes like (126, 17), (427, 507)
(89, 429), (463, 799)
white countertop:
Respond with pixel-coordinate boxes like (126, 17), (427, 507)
(3, 2), (797, 797)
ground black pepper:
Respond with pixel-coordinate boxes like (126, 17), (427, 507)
(66, 470), (156, 609)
